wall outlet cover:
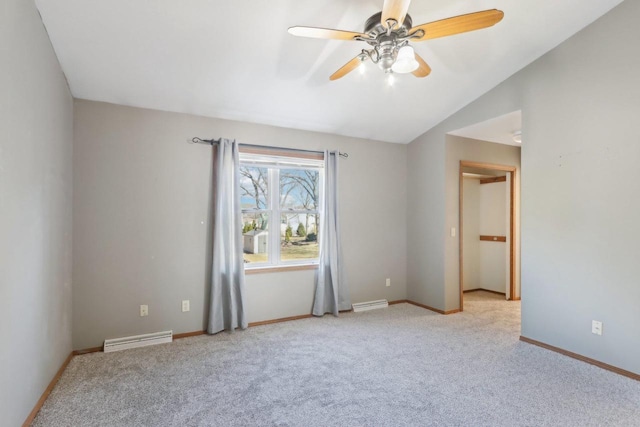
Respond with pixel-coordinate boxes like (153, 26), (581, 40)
(591, 320), (602, 335)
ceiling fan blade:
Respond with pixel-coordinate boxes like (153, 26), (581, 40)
(412, 53), (431, 78)
(288, 26), (368, 41)
(410, 9), (504, 41)
(330, 55), (366, 81)
(381, 0), (412, 28)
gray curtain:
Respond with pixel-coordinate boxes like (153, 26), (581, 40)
(313, 150), (350, 316)
(208, 139), (247, 334)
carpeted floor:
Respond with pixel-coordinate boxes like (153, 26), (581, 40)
(33, 292), (640, 426)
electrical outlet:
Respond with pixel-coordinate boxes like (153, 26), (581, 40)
(385, 278), (391, 287)
(592, 320), (602, 336)
(140, 305), (148, 317)
(451, 227), (456, 237)
(182, 300), (190, 312)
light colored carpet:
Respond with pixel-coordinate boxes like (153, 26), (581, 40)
(33, 292), (640, 426)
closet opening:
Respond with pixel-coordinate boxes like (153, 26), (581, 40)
(459, 161), (517, 311)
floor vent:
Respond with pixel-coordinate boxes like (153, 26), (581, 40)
(104, 330), (173, 353)
(352, 299), (389, 313)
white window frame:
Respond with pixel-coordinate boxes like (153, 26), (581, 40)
(239, 152), (324, 270)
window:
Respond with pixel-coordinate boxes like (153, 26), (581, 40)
(239, 152), (323, 269)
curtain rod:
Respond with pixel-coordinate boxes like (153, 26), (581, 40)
(189, 137), (348, 158)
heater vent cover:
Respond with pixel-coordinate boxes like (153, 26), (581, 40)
(104, 330), (173, 353)
(352, 299), (389, 312)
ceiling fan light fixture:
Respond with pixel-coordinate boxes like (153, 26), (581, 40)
(391, 45), (419, 74)
(288, 1), (505, 81)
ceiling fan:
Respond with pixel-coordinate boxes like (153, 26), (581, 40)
(288, 0), (504, 81)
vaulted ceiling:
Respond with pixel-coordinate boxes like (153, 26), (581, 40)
(36, 0), (622, 143)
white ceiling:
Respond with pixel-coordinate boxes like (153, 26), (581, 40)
(449, 110), (522, 147)
(36, 0), (622, 144)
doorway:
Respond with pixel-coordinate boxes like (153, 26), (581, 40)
(459, 161), (517, 311)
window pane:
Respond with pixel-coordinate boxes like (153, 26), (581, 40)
(242, 213), (269, 264)
(280, 214), (319, 262)
(280, 169), (319, 211)
(239, 166), (268, 210)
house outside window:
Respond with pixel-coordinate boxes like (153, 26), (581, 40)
(239, 152), (323, 269)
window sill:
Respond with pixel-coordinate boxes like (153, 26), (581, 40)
(245, 264), (318, 275)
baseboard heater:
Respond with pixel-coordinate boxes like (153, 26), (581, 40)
(104, 330), (173, 353)
(352, 299), (388, 312)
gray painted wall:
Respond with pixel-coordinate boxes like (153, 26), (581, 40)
(406, 131), (446, 308)
(73, 100), (407, 350)
(0, 1), (74, 425)
(407, 1), (639, 374)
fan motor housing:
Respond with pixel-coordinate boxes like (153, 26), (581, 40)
(364, 12), (413, 36)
